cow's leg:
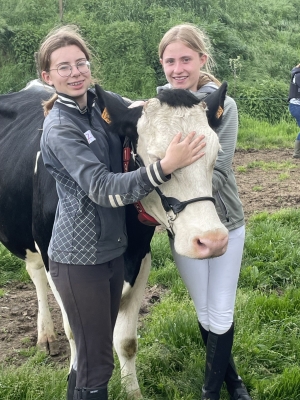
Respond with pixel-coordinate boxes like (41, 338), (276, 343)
(46, 271), (76, 370)
(114, 252), (151, 400)
(25, 250), (59, 355)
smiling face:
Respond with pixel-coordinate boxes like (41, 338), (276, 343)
(41, 44), (91, 109)
(160, 40), (207, 92)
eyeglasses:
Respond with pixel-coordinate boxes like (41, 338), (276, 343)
(49, 60), (91, 77)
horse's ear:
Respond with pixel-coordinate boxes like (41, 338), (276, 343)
(94, 84), (143, 140)
(204, 81), (228, 128)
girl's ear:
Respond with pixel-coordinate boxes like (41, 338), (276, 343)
(41, 71), (53, 86)
(159, 58), (163, 65)
(199, 54), (208, 68)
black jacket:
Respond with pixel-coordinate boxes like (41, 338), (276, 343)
(288, 66), (300, 101)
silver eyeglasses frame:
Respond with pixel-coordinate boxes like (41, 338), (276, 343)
(48, 60), (91, 77)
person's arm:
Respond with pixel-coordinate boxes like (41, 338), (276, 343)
(41, 122), (205, 208)
(212, 96), (238, 192)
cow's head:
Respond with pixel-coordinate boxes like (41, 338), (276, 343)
(95, 84), (229, 259)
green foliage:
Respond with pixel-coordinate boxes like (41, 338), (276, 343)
(233, 80), (292, 123)
(0, 0), (299, 106)
(10, 24), (49, 67)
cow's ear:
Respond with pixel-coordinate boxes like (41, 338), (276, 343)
(94, 84), (143, 141)
(204, 81), (228, 128)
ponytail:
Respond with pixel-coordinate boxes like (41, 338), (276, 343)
(42, 93), (58, 116)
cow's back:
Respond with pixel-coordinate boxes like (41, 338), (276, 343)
(0, 85), (55, 261)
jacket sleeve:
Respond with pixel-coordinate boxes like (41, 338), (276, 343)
(41, 120), (169, 208)
(292, 67), (300, 87)
(212, 96), (238, 193)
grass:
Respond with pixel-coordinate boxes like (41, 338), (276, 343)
(237, 114), (297, 150)
(236, 160), (298, 173)
(0, 244), (28, 286)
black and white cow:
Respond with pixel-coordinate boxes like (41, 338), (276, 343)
(0, 80), (228, 398)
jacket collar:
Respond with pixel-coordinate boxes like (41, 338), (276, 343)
(56, 89), (96, 114)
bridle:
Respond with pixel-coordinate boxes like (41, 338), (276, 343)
(123, 137), (216, 236)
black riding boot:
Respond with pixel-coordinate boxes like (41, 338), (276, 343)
(73, 386), (108, 400)
(67, 368), (77, 400)
(199, 322), (252, 400)
(202, 324), (234, 400)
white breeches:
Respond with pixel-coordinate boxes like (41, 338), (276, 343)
(170, 225), (245, 335)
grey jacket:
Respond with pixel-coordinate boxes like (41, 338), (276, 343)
(157, 83), (245, 231)
(40, 89), (169, 265)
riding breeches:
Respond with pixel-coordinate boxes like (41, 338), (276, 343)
(49, 256), (124, 389)
(170, 225), (245, 335)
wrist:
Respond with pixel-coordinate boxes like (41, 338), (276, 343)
(160, 158), (174, 176)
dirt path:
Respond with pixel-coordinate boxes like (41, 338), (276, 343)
(1, 148), (300, 367)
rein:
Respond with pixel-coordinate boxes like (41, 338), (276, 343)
(123, 137), (216, 235)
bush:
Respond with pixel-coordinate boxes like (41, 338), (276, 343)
(232, 80), (293, 123)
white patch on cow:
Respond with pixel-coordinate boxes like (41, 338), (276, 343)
(83, 130), (96, 144)
(34, 151), (41, 175)
(113, 252), (152, 399)
(21, 79), (54, 92)
(25, 250), (57, 352)
(136, 99), (228, 259)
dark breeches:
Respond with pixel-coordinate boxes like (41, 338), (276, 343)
(49, 256), (124, 389)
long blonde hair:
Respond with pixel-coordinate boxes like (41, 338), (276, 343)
(159, 24), (221, 89)
(36, 25), (93, 115)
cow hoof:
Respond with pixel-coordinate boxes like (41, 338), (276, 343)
(37, 341), (49, 353)
(48, 340), (60, 356)
(37, 340), (60, 356)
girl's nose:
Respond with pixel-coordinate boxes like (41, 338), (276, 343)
(173, 62), (183, 74)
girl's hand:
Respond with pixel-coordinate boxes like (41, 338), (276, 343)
(160, 131), (206, 176)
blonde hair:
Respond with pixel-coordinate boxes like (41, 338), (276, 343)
(159, 24), (221, 89)
(36, 25), (93, 115)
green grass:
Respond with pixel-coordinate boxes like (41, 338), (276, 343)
(0, 244), (28, 286)
(0, 352), (67, 400)
(238, 114), (297, 150)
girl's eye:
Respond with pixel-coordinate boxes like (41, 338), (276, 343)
(59, 65), (70, 71)
(183, 58), (190, 63)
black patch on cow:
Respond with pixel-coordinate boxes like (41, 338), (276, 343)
(157, 83), (228, 129)
(123, 205), (155, 286)
(0, 86), (53, 260)
(156, 88), (201, 108)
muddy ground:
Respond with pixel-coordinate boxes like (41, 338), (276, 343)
(1, 148), (300, 367)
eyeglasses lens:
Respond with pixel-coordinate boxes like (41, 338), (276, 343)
(57, 61), (90, 77)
